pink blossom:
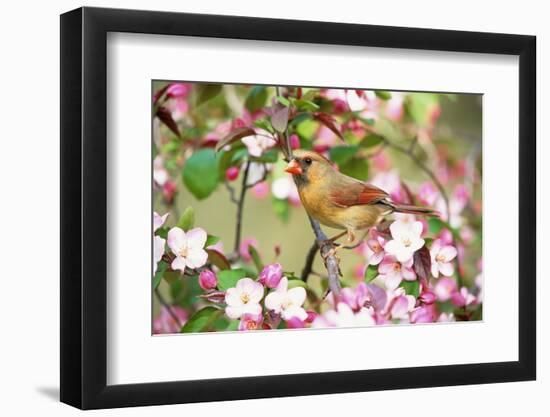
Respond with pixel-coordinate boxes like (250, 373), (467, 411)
(438, 312), (455, 322)
(167, 227), (208, 272)
(289, 134), (300, 149)
(153, 236), (165, 275)
(239, 237), (259, 261)
(434, 277), (457, 302)
(251, 181), (269, 199)
(238, 313), (264, 331)
(286, 317), (306, 329)
(418, 181), (439, 206)
(258, 263), (283, 289)
(385, 93), (404, 121)
(198, 270), (218, 290)
(451, 287), (477, 307)
(384, 220), (425, 263)
(153, 155), (169, 187)
(410, 305), (437, 323)
(165, 83), (191, 99)
(265, 277), (307, 321)
(225, 278), (264, 319)
(271, 176), (300, 205)
(313, 303), (375, 328)
(378, 254), (416, 290)
(363, 234), (386, 265)
(225, 166), (240, 181)
(370, 170), (405, 203)
(162, 180), (177, 204)
(430, 239), (457, 278)
(329, 283), (387, 315)
(153, 306), (188, 334)
(419, 289), (436, 305)
(386, 288), (416, 320)
(153, 212), (169, 232)
(241, 129), (275, 157)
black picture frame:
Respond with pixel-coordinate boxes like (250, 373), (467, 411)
(60, 6), (536, 410)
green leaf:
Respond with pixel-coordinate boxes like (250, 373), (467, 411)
(225, 320), (240, 331)
(295, 118), (318, 139)
(177, 206), (195, 231)
(206, 249), (231, 270)
(182, 149), (219, 200)
(272, 198), (290, 223)
(364, 265), (378, 283)
(245, 86), (268, 112)
(294, 99), (320, 111)
(248, 245), (263, 272)
(253, 118), (275, 133)
(153, 260), (168, 289)
(180, 307), (221, 333)
(340, 157), (369, 180)
(405, 93), (439, 126)
(361, 134), (385, 149)
(196, 84), (222, 106)
(400, 280), (420, 298)
(276, 96), (290, 106)
(287, 279), (308, 289)
(217, 269), (248, 291)
(205, 234), (220, 248)
(428, 217), (444, 234)
(251, 148), (278, 163)
(375, 90), (392, 100)
(329, 145), (359, 165)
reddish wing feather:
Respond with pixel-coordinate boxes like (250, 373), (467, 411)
(330, 182), (389, 207)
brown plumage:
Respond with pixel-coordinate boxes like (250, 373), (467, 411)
(285, 149), (438, 244)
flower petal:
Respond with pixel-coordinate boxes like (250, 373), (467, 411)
(440, 246), (458, 261)
(186, 228), (207, 250)
(438, 261), (454, 277)
(265, 291), (283, 313)
(287, 287), (306, 307)
(282, 306), (308, 321)
(226, 305), (244, 319)
(171, 256), (187, 272)
(225, 288), (243, 307)
(185, 248), (208, 269)
(167, 227), (187, 255)
(384, 273), (402, 290)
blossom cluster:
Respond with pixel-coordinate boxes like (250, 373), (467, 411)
(151, 82), (483, 333)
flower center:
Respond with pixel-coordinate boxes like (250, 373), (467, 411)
(393, 263), (402, 272)
(240, 293), (250, 304)
(246, 321), (257, 330)
(372, 243), (381, 252)
(436, 254), (446, 263)
(179, 244), (189, 258)
(402, 238), (412, 247)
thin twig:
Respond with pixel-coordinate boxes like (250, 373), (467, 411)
(300, 240), (319, 281)
(233, 161), (251, 254)
(224, 181), (239, 204)
(154, 288), (183, 328)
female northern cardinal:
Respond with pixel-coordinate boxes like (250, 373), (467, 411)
(285, 150), (438, 246)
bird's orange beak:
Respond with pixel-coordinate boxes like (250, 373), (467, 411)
(285, 159), (303, 175)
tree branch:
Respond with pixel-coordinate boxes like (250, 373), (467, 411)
(300, 240), (318, 281)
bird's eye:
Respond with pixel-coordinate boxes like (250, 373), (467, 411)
(304, 157), (312, 165)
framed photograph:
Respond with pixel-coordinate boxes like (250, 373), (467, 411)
(60, 6), (536, 409)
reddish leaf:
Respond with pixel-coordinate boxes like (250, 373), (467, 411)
(153, 84), (170, 104)
(206, 249), (231, 270)
(156, 106), (180, 138)
(271, 105), (289, 133)
(215, 127), (256, 152)
(313, 112), (344, 141)
(198, 291), (226, 304)
(413, 246), (431, 285)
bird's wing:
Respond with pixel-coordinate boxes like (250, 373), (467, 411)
(329, 180), (389, 208)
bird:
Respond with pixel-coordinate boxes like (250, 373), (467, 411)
(285, 149), (438, 248)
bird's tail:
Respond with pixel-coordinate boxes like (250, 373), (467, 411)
(392, 203), (439, 217)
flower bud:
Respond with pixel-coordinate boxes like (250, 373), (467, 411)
(198, 270), (218, 290)
(289, 134), (300, 150)
(419, 290), (436, 305)
(166, 83), (190, 99)
(258, 263), (283, 289)
(225, 166), (240, 182)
